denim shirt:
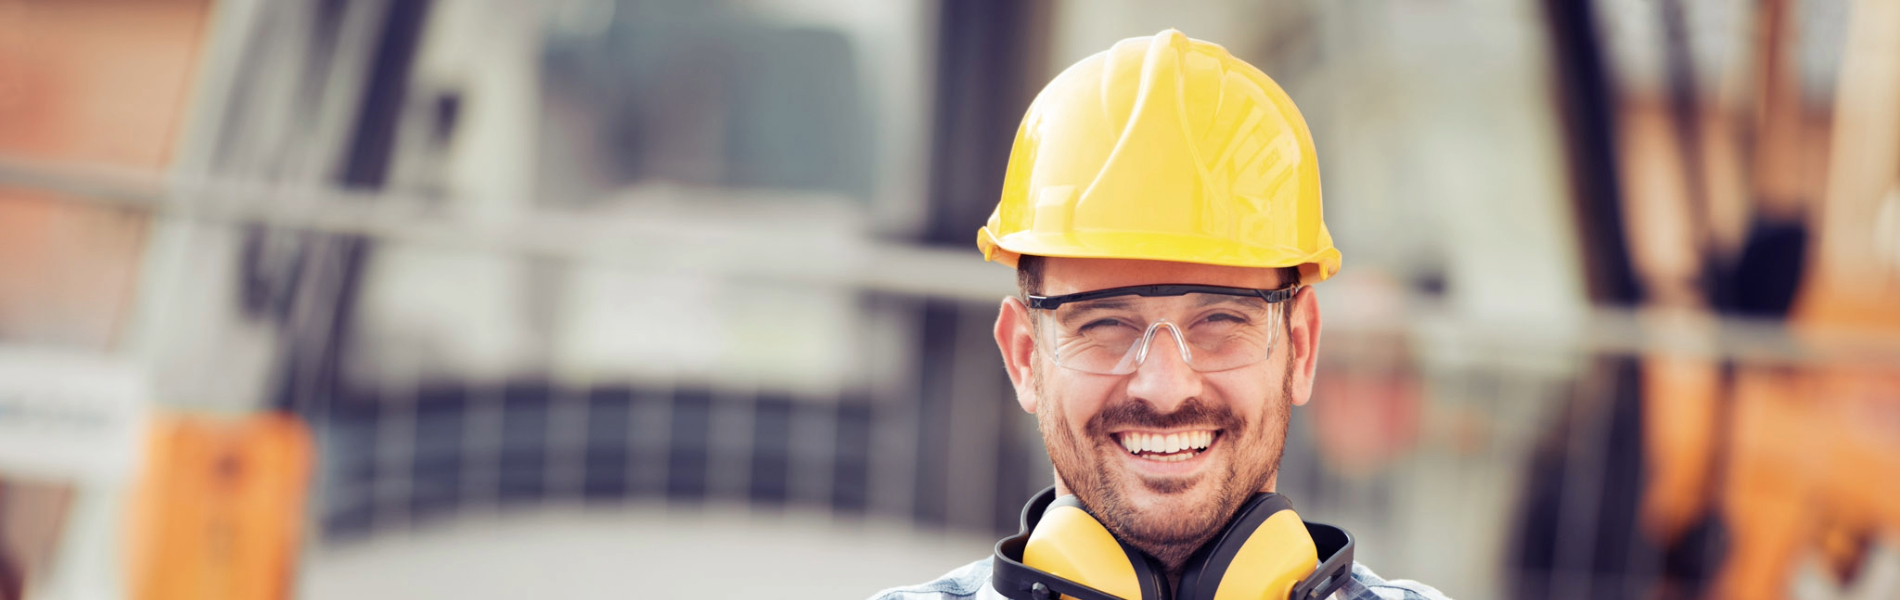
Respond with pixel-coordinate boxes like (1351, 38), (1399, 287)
(868, 557), (1451, 600)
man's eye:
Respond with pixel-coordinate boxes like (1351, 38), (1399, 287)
(1078, 318), (1130, 332)
(1203, 312), (1248, 324)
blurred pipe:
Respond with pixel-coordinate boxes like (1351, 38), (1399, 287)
(281, 0), (434, 422)
(1541, 0), (1642, 306)
(0, 157), (1017, 303)
(3, 158), (1900, 366)
(921, 0), (1050, 246)
(915, 0), (1053, 530)
(1658, 0), (1719, 303)
(1748, 0), (1810, 221)
(1653, 8), (1741, 594)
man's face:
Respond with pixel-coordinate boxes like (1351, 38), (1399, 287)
(994, 258), (1321, 567)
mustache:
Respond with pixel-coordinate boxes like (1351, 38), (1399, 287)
(1085, 397), (1243, 436)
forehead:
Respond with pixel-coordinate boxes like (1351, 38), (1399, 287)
(1039, 257), (1288, 295)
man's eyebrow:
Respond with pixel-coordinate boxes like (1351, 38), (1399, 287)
(1064, 297), (1135, 312)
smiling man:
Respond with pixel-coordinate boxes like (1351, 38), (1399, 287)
(869, 30), (1449, 600)
(1001, 257), (1307, 572)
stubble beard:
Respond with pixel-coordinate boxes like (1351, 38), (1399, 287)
(1034, 360), (1295, 572)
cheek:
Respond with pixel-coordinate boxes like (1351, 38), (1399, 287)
(1048, 373), (1119, 433)
(1204, 366), (1282, 418)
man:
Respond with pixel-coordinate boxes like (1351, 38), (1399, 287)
(871, 31), (1449, 600)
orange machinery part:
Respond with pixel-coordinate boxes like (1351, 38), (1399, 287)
(127, 413), (314, 600)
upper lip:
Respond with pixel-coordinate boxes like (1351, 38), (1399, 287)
(1109, 427), (1220, 435)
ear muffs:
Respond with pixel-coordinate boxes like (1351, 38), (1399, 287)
(1175, 494), (1314, 600)
(1021, 495), (1169, 600)
(992, 487), (1355, 600)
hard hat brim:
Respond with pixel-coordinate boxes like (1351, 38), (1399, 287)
(979, 227), (1341, 285)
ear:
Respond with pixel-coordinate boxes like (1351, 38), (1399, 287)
(995, 296), (1040, 414)
(1286, 286), (1322, 407)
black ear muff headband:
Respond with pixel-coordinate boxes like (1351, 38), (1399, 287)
(991, 487), (1355, 600)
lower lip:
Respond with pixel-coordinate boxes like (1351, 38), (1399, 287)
(1115, 435), (1219, 477)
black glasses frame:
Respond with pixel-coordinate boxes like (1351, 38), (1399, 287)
(1025, 283), (1299, 311)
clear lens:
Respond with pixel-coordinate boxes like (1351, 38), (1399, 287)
(1038, 292), (1284, 375)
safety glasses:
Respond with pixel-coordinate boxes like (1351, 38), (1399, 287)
(1024, 284), (1296, 375)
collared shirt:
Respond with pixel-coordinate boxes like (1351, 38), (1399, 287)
(868, 557), (1452, 600)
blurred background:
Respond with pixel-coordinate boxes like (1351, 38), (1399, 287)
(1, 0), (1898, 599)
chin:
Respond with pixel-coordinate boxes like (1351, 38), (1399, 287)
(1140, 476), (1216, 508)
(1115, 480), (1233, 552)
(1105, 462), (1226, 527)
(1124, 473), (1210, 506)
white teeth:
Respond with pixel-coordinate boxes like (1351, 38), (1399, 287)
(1118, 431), (1216, 458)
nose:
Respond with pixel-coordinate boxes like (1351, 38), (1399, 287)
(1125, 323), (1202, 412)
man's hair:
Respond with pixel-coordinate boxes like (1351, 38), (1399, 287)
(1017, 255), (1047, 297)
(1015, 255), (1300, 296)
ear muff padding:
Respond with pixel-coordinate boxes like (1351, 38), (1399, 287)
(1022, 495), (1168, 600)
(1175, 493), (1318, 600)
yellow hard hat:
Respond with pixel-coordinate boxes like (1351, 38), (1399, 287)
(976, 29), (1341, 284)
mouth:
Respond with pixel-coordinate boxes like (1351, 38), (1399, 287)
(1111, 429), (1219, 463)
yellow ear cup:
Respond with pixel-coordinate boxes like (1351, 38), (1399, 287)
(1208, 509), (1318, 600)
(1023, 499), (1145, 599)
